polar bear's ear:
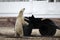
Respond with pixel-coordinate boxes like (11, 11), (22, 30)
(18, 8), (25, 17)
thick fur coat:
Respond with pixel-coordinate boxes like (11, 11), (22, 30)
(15, 8), (28, 37)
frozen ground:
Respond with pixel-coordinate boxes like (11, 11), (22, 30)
(0, 17), (60, 38)
(0, 27), (41, 37)
(0, 27), (15, 37)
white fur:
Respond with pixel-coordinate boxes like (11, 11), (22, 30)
(15, 8), (28, 37)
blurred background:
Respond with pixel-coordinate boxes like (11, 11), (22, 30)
(0, 0), (60, 27)
(0, 0), (60, 38)
(0, 0), (60, 17)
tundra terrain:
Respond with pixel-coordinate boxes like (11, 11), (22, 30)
(0, 17), (60, 40)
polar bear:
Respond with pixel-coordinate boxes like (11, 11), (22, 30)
(15, 8), (29, 37)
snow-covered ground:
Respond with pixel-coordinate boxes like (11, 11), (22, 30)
(0, 2), (60, 18)
(0, 27), (60, 37)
